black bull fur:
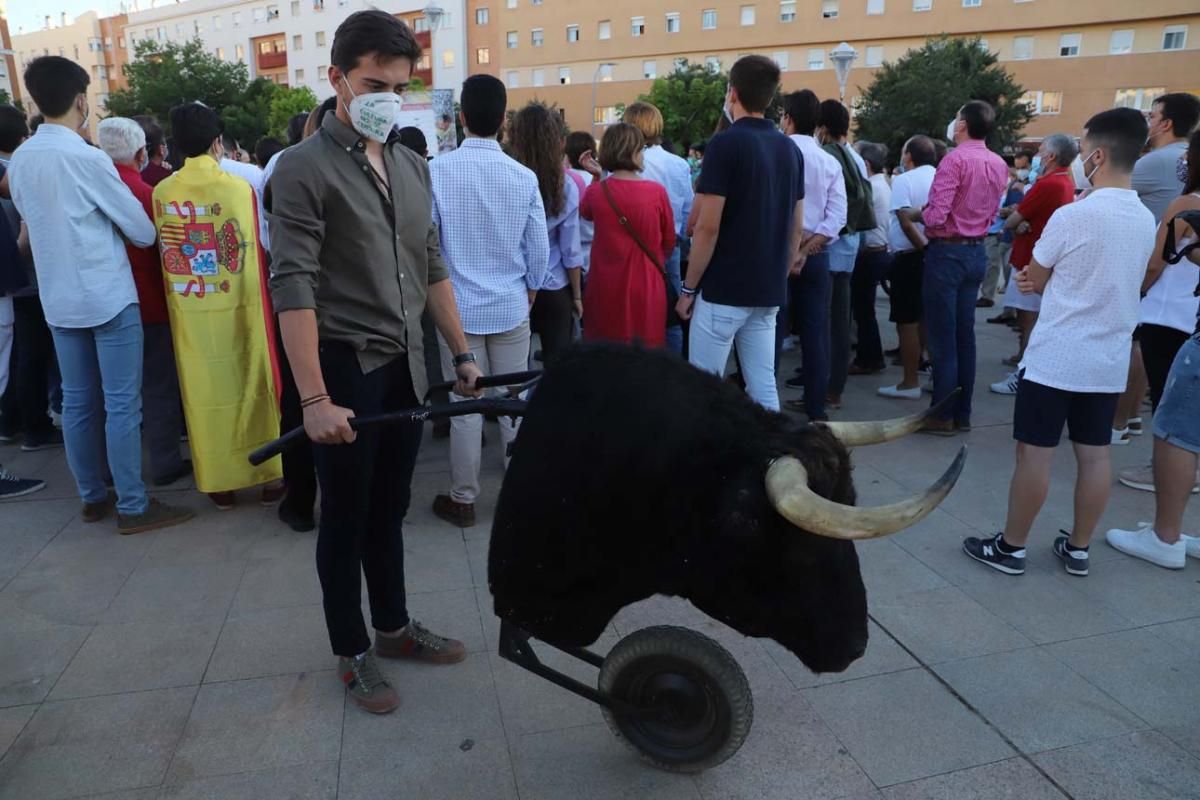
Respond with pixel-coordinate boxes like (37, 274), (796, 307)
(488, 344), (870, 675)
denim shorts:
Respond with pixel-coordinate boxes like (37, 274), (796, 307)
(1153, 333), (1200, 455)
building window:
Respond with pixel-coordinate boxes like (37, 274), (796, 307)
(740, 5), (755, 25)
(417, 53), (431, 70)
(808, 48), (825, 69)
(119, 36), (126, 48)
(702, 9), (717, 29)
(705, 55), (721, 72)
(253, 8), (265, 22)
(506, 70), (519, 88)
(476, 8), (489, 24)
(666, 12), (680, 33)
(1114, 87), (1166, 112)
(260, 41), (273, 55)
(316, 30), (326, 46)
(598, 20), (611, 39)
(822, 0), (838, 18)
(600, 64), (614, 82)
(978, 38), (989, 52)
(594, 106), (619, 125)
(233, 11), (242, 26)
(212, 15), (223, 30)
(507, 0), (516, 7)
(913, 0), (931, 10)
(773, 51), (789, 71)
(532, 68), (544, 86)
(175, 23), (184, 37)
(1163, 25), (1187, 51)
(291, 0), (300, 14)
(865, 45), (883, 66)
(317, 64), (327, 80)
(477, 47), (490, 64)
(962, 0), (980, 6)
(235, 44), (246, 60)
(294, 67), (305, 82)
(780, 0), (796, 21)
(631, 16), (645, 37)
(567, 24), (580, 42)
(414, 17), (430, 33)
(443, 50), (455, 68)
(643, 60), (657, 79)
(531, 27), (544, 46)
(1059, 33), (1081, 57)
(312, 0), (323, 10)
(506, 30), (518, 48)
(1020, 90), (1062, 116)
(292, 34), (302, 49)
(216, 46), (226, 60)
(1109, 29), (1133, 54)
(867, 0), (884, 12)
(1012, 35), (1033, 59)
(559, 66), (571, 84)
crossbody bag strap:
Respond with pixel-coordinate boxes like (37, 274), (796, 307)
(600, 179), (666, 279)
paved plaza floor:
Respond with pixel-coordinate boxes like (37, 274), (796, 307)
(1, 303), (1199, 800)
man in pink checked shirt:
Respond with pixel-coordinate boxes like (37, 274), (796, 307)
(905, 101), (1009, 435)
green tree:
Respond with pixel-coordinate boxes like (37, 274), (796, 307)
(266, 85), (317, 141)
(637, 60), (727, 151)
(222, 78), (278, 147)
(0, 90), (25, 113)
(853, 36), (1033, 163)
(407, 76), (426, 92)
(105, 38), (249, 126)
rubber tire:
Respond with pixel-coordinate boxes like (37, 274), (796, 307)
(597, 625), (753, 773)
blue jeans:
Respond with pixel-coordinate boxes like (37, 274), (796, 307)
(49, 303), (147, 515)
(689, 295), (779, 411)
(923, 242), (986, 423)
(665, 244), (683, 354)
(792, 251), (831, 420)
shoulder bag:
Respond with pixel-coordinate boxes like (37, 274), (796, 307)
(600, 179), (681, 328)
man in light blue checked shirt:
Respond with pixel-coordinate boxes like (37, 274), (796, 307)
(429, 75), (548, 528)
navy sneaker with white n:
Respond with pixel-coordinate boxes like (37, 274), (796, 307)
(0, 466), (46, 500)
(963, 533), (1027, 575)
(1053, 534), (1089, 576)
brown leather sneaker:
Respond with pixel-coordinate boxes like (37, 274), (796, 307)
(117, 498), (195, 535)
(375, 620), (467, 664)
(432, 494), (475, 527)
(259, 482), (286, 506)
(81, 491), (116, 523)
(339, 652), (400, 714)
(919, 418), (958, 437)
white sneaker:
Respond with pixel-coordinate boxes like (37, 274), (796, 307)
(990, 372), (1020, 395)
(877, 384), (921, 400)
(1105, 527), (1186, 569)
(1183, 534), (1200, 559)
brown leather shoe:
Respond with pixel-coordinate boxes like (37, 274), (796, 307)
(919, 418), (958, 437)
(339, 653), (400, 714)
(118, 498), (195, 535)
(81, 491), (116, 523)
(259, 482), (286, 506)
(956, 419), (973, 433)
(975, 298), (995, 308)
(432, 494), (475, 527)
(375, 620), (467, 664)
(847, 362), (884, 376)
(208, 491), (236, 510)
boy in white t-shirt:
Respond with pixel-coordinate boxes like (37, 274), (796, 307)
(963, 108), (1158, 577)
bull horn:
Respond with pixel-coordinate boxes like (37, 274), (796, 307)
(818, 391), (960, 447)
(766, 446), (968, 541)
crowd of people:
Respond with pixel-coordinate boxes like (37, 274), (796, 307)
(0, 9), (1198, 715)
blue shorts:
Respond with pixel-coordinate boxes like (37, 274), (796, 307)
(1153, 333), (1200, 455)
(1013, 373), (1118, 448)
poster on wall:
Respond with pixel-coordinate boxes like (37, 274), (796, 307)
(394, 91), (437, 157)
(432, 89), (457, 155)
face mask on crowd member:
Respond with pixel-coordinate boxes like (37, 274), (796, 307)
(339, 76), (403, 143)
(330, 54), (411, 144)
(946, 118), (958, 142)
(1028, 154), (1043, 181)
(1016, 167), (1030, 181)
(1070, 154), (1089, 191)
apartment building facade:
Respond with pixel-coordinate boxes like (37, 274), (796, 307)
(0, 1), (17, 103)
(468, 0), (1200, 140)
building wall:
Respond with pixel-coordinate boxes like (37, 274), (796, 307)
(0, 2), (18, 103)
(469, 0), (1200, 141)
(12, 12), (111, 138)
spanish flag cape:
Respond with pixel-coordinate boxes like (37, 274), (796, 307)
(152, 156), (282, 493)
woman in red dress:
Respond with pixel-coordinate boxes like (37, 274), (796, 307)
(579, 123), (676, 348)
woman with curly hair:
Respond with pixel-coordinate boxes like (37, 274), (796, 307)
(508, 102), (583, 363)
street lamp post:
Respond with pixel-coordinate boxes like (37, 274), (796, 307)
(829, 42), (858, 104)
(591, 62), (616, 131)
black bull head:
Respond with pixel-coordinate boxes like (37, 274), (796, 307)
(488, 345), (965, 675)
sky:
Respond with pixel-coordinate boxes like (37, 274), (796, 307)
(7, 0), (127, 39)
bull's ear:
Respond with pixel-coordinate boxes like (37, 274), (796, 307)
(766, 447), (967, 541)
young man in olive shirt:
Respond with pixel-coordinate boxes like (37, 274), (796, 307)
(269, 10), (483, 715)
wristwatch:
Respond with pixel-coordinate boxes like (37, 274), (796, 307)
(453, 352), (477, 367)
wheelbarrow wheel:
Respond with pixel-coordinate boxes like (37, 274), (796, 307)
(597, 625), (753, 773)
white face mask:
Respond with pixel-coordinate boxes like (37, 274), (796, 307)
(722, 91), (734, 124)
(1015, 168), (1030, 180)
(78, 96), (90, 133)
(1079, 148), (1102, 187)
(341, 77), (402, 144)
(946, 118), (959, 142)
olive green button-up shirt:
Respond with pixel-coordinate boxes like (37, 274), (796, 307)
(268, 113), (449, 398)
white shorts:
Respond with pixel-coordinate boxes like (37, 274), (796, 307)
(1003, 269), (1042, 312)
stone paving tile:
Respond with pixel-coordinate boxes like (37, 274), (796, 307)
(76, 789), (159, 800)
(1048, 554), (1200, 627)
(1034, 730), (1200, 800)
(230, 553), (323, 614)
(0, 686), (195, 800)
(0, 498), (78, 587)
(879, 757), (1065, 800)
(855, 539), (953, 601)
(0, 705), (36, 759)
(406, 587), (489, 654)
(763, 621), (917, 690)
(166, 672), (343, 784)
(100, 562), (243, 626)
(868, 586), (1034, 664)
(1146, 616), (1200, 658)
(0, 620), (91, 707)
(511, 724), (702, 800)
(339, 736), (517, 800)
(159, 761), (338, 800)
(49, 621), (221, 701)
(804, 668), (1014, 788)
(204, 605), (333, 683)
(932, 647), (1147, 753)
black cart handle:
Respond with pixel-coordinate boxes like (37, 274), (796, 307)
(424, 369), (543, 402)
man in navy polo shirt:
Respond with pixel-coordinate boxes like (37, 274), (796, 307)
(676, 55), (805, 411)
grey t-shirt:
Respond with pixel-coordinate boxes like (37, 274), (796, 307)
(1132, 140), (1187, 223)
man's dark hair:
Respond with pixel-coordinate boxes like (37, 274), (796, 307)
(169, 103), (223, 158)
(728, 55), (780, 115)
(0, 105), (29, 153)
(397, 126), (428, 157)
(906, 135), (937, 167)
(220, 131), (238, 154)
(133, 115), (164, 154)
(460, 74), (506, 137)
(860, 142), (887, 173)
(691, 140), (706, 155)
(254, 136), (285, 166)
(818, 99), (850, 139)
(286, 112), (308, 146)
(23, 56), (90, 118)
(782, 90), (820, 136)
(959, 100), (996, 140)
(1153, 92), (1200, 139)
(933, 138), (948, 165)
(1012, 150), (1032, 167)
(565, 130), (595, 170)
(29, 114), (44, 133)
(1083, 107), (1150, 173)
(331, 10), (422, 74)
